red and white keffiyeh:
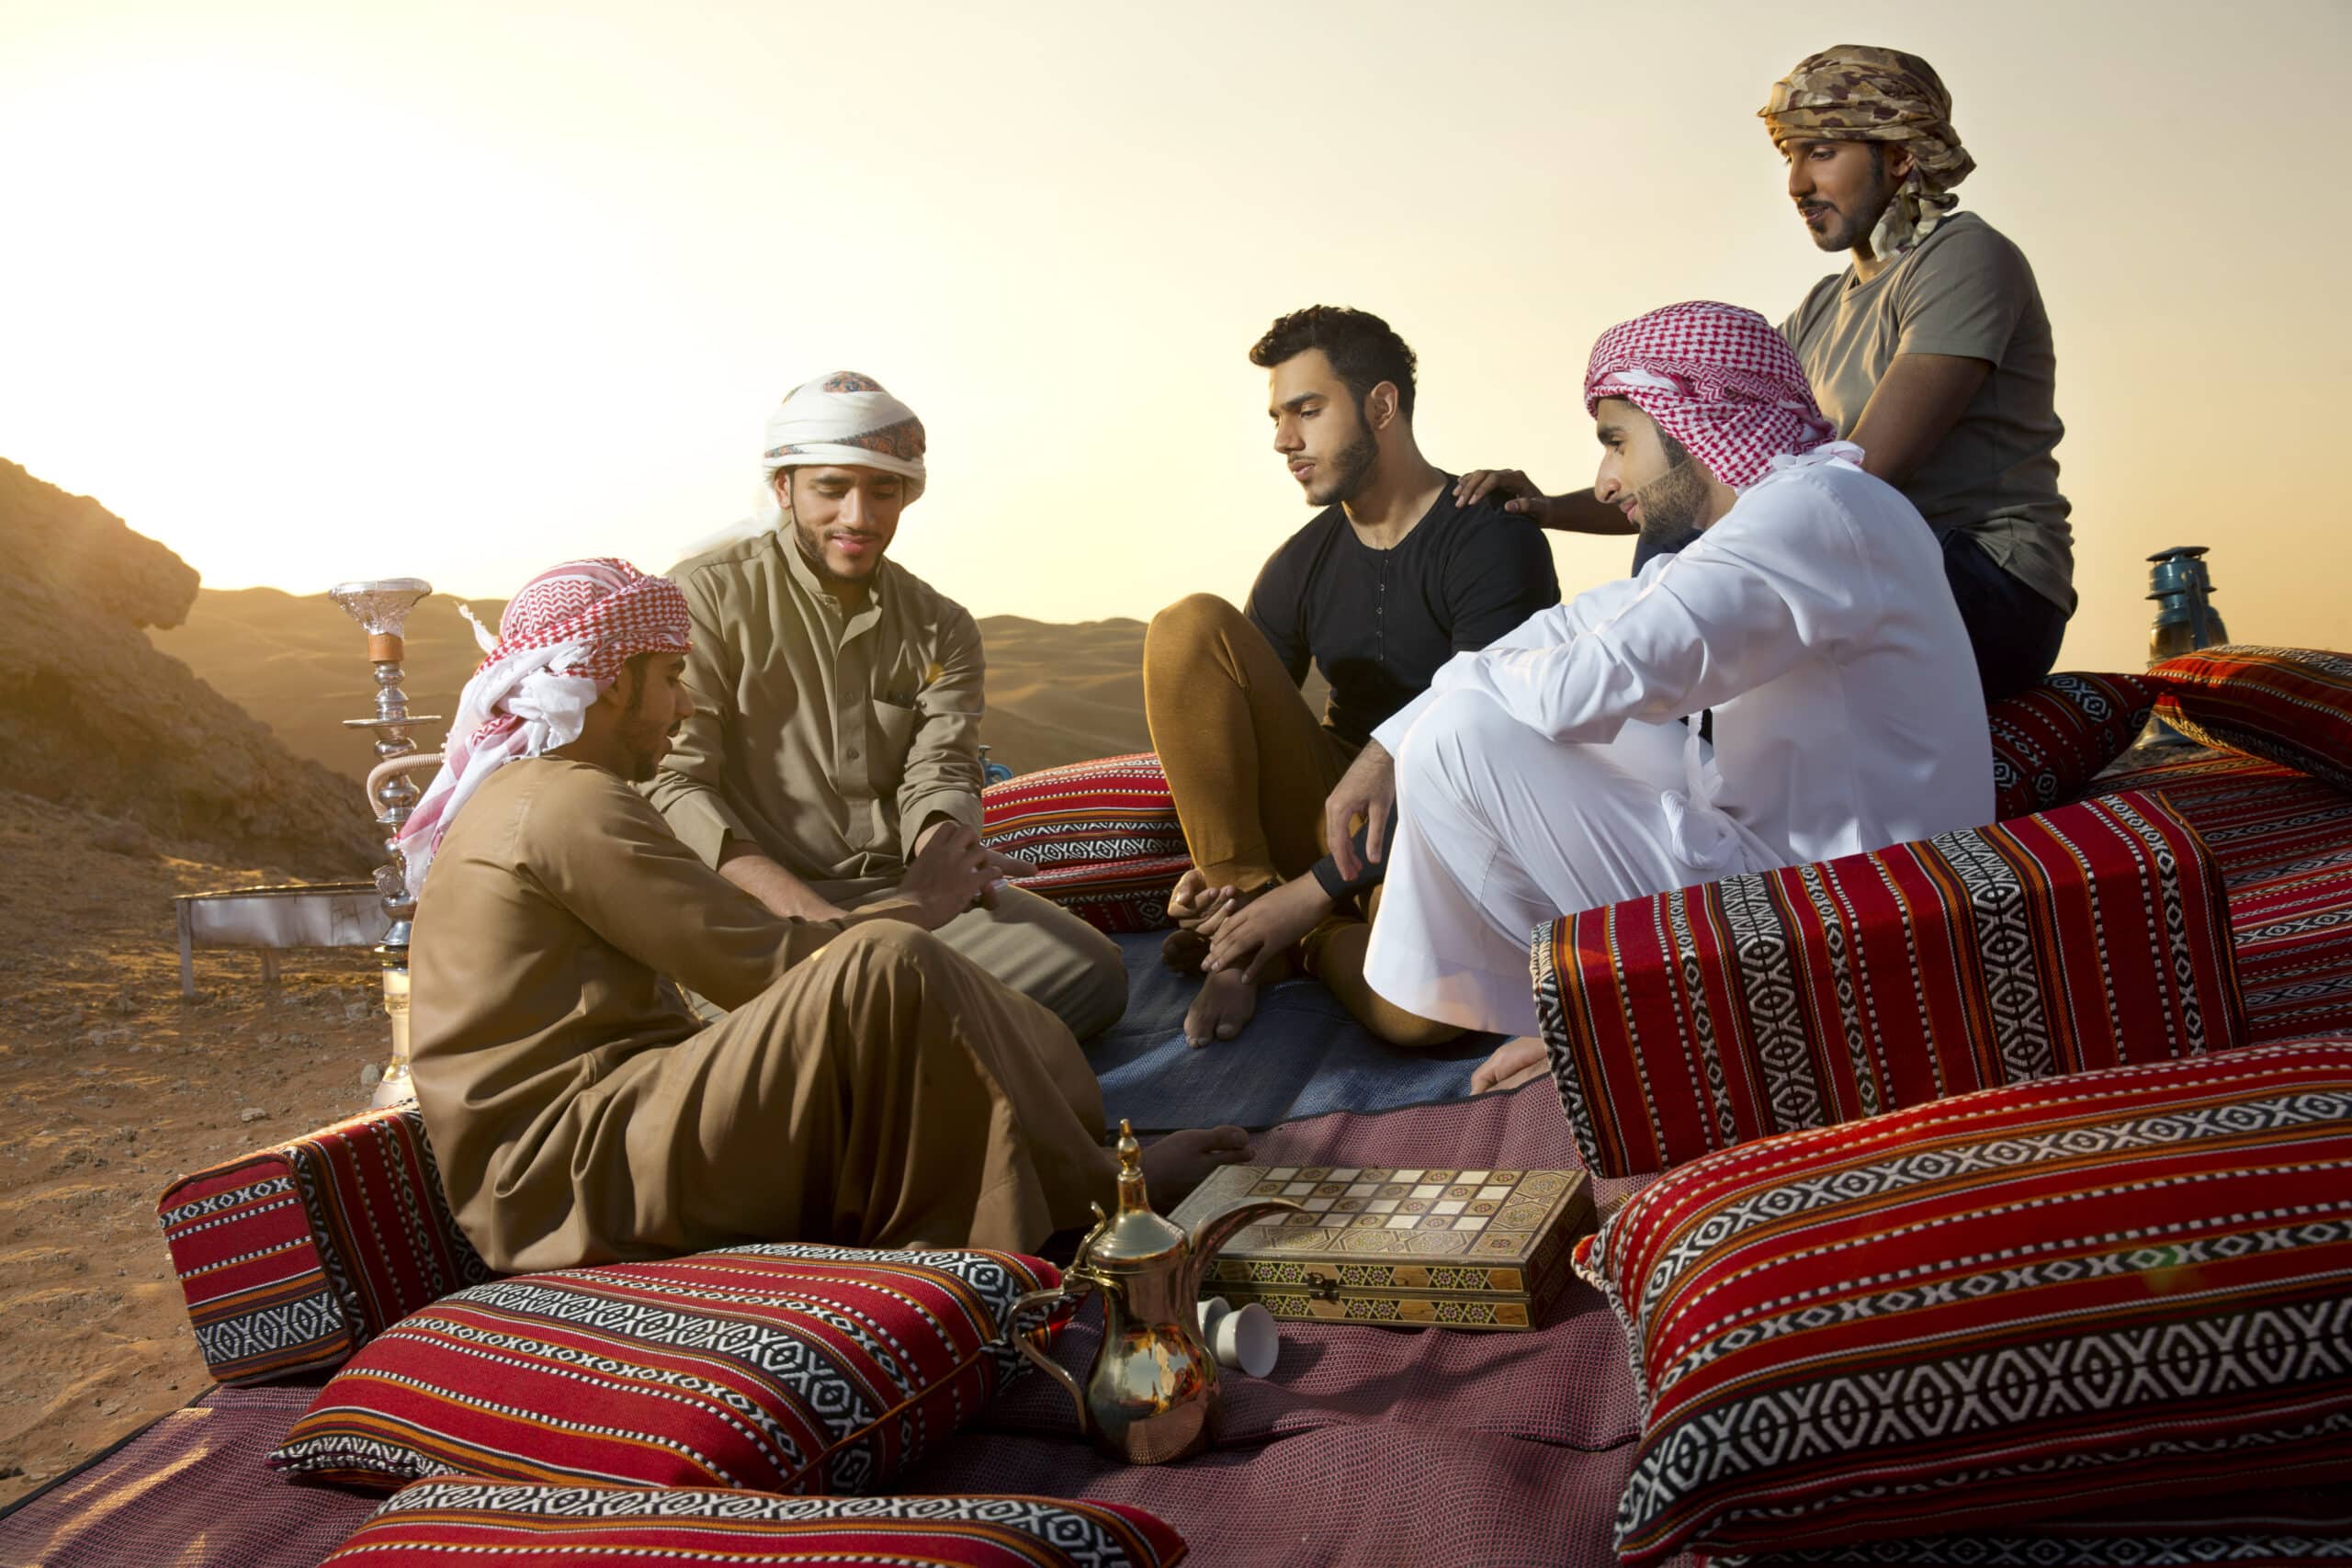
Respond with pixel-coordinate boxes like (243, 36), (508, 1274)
(397, 558), (691, 896)
(1583, 301), (1837, 491)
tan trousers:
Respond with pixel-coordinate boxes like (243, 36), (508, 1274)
(691, 880), (1128, 1043)
(1142, 593), (1460, 1048)
(609, 923), (1116, 1260)
(821, 878), (1128, 1042)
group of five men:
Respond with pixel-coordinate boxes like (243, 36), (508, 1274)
(398, 44), (2064, 1270)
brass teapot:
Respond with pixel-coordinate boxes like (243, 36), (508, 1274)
(1014, 1121), (1297, 1464)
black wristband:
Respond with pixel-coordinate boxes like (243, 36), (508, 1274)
(1309, 817), (1388, 900)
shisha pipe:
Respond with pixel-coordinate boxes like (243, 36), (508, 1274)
(327, 580), (441, 1108)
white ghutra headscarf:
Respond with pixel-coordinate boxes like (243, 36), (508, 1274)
(678, 371), (928, 559)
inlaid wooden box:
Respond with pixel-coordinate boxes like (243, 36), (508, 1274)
(1169, 1164), (1593, 1331)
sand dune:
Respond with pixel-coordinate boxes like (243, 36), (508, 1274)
(148, 589), (510, 788)
(153, 591), (1329, 785)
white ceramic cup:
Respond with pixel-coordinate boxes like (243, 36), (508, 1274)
(1195, 1296), (1231, 1342)
(1207, 1300), (1279, 1378)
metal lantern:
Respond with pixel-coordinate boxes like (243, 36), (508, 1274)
(2139, 547), (2230, 750)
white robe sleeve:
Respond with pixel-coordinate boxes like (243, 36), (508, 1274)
(1429, 477), (1878, 746)
(1368, 580), (1647, 753)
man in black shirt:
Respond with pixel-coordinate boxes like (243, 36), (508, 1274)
(1144, 305), (1560, 1048)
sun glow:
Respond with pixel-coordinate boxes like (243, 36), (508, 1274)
(5, 0), (2348, 671)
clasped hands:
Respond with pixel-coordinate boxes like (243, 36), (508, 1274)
(1176, 741), (1398, 980)
(902, 819), (1033, 928)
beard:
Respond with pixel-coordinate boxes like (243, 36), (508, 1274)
(1804, 202), (1870, 253)
(793, 518), (884, 586)
(1306, 421), (1380, 507)
(615, 689), (680, 783)
(1632, 452), (1715, 558)
(1802, 153), (1898, 253)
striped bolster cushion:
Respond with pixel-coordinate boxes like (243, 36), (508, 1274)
(155, 1103), (492, 1384)
(1717, 1483), (2351, 1566)
(1532, 790), (2247, 1178)
(2149, 645), (2352, 792)
(271, 1244), (1060, 1496)
(1009, 852), (1192, 934)
(1577, 1040), (2352, 1565)
(980, 752), (1187, 870)
(321, 1480), (1187, 1567)
(1984, 671), (2160, 819)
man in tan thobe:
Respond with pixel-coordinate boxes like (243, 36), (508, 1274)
(648, 372), (1128, 1040)
(401, 558), (1245, 1272)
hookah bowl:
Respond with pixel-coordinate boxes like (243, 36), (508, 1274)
(328, 579), (441, 1108)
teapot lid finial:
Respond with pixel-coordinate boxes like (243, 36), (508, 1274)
(1114, 1120), (1148, 1211)
(1083, 1119), (1187, 1269)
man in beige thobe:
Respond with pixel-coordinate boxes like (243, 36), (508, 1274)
(648, 372), (1127, 1040)
(401, 558), (1244, 1272)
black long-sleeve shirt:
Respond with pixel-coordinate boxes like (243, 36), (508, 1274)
(1245, 479), (1562, 750)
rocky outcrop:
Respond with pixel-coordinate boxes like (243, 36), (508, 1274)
(0, 460), (378, 872)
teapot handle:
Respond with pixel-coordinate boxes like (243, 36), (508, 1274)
(1012, 1283), (1090, 1427)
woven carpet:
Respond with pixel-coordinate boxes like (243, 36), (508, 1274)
(1090, 932), (1496, 1132)
(0, 1085), (1681, 1568)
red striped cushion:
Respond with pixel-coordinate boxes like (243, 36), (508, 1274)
(2150, 645), (2352, 792)
(322, 1479), (1187, 1567)
(1716, 1483), (2352, 1566)
(1577, 1040), (2352, 1565)
(980, 753), (1187, 870)
(1010, 852), (1192, 934)
(1984, 671), (2160, 819)
(271, 1244), (1059, 1495)
(1532, 791), (2247, 1178)
(156, 1104), (492, 1384)
(2093, 749), (2352, 1043)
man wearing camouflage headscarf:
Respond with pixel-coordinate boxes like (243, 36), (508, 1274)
(1456, 46), (2075, 702)
(1762, 45), (2075, 701)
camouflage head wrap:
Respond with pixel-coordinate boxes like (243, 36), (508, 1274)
(1760, 45), (1975, 255)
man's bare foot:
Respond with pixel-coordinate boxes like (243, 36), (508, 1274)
(1159, 926), (1212, 974)
(1140, 1123), (1254, 1204)
(1184, 966), (1261, 1047)
(1470, 1035), (1551, 1094)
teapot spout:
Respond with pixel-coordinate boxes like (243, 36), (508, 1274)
(1181, 1199), (1301, 1303)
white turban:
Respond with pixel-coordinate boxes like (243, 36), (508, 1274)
(681, 372), (929, 559)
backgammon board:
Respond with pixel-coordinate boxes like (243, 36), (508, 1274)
(1169, 1165), (1593, 1332)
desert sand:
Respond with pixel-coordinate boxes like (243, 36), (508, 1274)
(0, 789), (390, 1507)
(4, 502), (1313, 1508)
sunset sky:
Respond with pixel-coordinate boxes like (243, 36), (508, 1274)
(5, 0), (2346, 671)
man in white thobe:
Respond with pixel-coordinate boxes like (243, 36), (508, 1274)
(1324, 301), (1993, 1079)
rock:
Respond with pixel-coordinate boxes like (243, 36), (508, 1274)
(238, 1107), (268, 1124)
(0, 459), (377, 870)
(88, 817), (153, 857)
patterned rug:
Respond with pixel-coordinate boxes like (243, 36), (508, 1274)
(1089, 933), (1497, 1132)
(0, 1086), (1678, 1568)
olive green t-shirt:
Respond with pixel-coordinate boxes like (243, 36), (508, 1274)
(1781, 211), (2075, 613)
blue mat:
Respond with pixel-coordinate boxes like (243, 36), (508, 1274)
(1088, 932), (1495, 1132)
